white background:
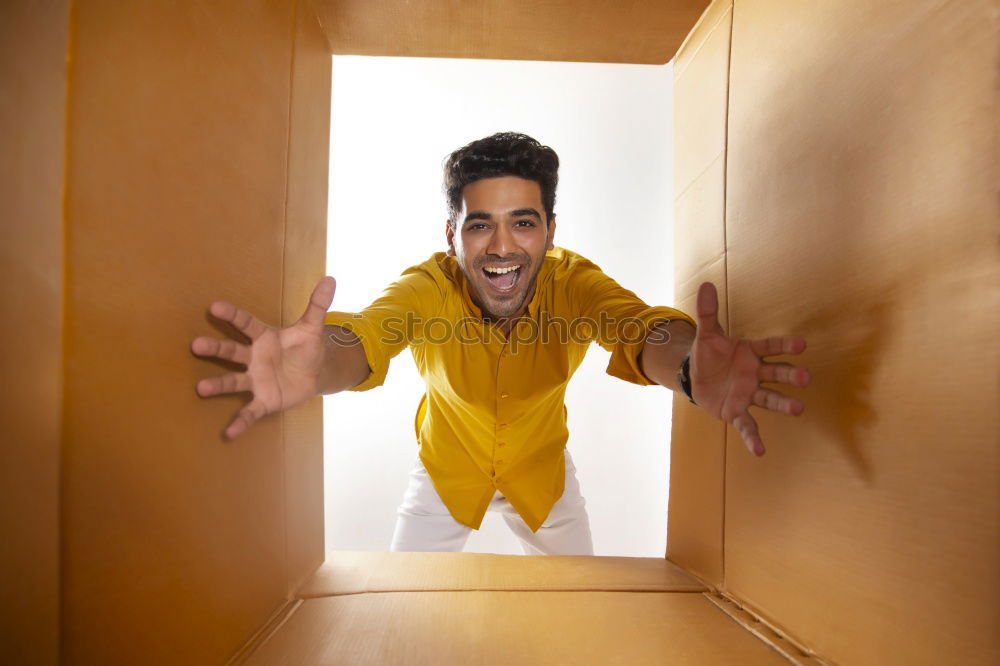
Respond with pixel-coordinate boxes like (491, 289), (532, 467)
(323, 55), (680, 557)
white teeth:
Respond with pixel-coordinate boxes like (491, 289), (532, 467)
(484, 265), (520, 275)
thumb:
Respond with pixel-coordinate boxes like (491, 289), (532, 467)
(695, 281), (725, 337)
(298, 276), (336, 329)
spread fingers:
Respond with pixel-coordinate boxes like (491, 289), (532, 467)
(732, 412), (765, 456)
(196, 372), (252, 398)
(758, 362), (811, 388)
(749, 335), (806, 358)
(752, 387), (804, 416)
(208, 301), (268, 341)
(190, 336), (251, 366)
(225, 400), (268, 439)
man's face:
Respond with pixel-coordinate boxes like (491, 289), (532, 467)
(445, 176), (556, 321)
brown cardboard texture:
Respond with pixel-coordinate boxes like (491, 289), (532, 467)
(717, 1), (999, 664)
(244, 591), (789, 666)
(298, 551), (707, 596)
(668, 0), (733, 588)
(3, 0), (997, 664)
(0, 2), (68, 664)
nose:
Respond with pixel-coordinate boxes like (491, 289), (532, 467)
(487, 223), (517, 259)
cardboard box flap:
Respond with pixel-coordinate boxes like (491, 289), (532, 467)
(297, 552), (707, 597)
(667, 0), (733, 588)
(245, 591), (789, 665)
(310, 0), (710, 64)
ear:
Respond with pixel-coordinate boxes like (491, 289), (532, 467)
(445, 221), (456, 256)
(545, 213), (557, 251)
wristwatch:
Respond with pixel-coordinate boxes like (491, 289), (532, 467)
(678, 353), (696, 405)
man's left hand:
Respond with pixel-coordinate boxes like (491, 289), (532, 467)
(690, 282), (811, 456)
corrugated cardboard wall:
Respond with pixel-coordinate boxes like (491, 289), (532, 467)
(281, 0), (331, 600)
(0, 2), (69, 664)
(667, 0), (732, 588)
(54, 1), (328, 663)
(673, 0), (999, 664)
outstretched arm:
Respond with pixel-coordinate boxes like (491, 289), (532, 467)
(638, 282), (811, 456)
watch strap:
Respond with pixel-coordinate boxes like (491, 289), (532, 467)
(678, 353), (696, 405)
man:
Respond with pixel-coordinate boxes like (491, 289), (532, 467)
(190, 132), (811, 556)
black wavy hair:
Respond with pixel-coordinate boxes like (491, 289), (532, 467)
(443, 132), (559, 229)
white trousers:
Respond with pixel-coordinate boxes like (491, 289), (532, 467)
(390, 449), (594, 555)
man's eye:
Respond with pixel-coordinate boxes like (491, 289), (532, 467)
(516, 220), (535, 227)
(467, 223), (487, 231)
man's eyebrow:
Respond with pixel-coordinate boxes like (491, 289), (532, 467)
(463, 211), (492, 224)
(462, 208), (542, 225)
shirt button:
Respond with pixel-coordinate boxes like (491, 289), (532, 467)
(498, 441), (506, 447)
(500, 392), (510, 399)
(498, 423), (508, 430)
(497, 460), (504, 465)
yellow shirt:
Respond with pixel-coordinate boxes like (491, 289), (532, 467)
(324, 246), (696, 532)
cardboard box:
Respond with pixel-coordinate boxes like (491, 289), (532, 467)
(2, 0), (996, 664)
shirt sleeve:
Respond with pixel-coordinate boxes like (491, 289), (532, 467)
(568, 257), (697, 386)
(323, 265), (442, 392)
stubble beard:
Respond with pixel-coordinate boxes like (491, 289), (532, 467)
(468, 259), (543, 322)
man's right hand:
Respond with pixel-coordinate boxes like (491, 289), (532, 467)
(191, 276), (337, 439)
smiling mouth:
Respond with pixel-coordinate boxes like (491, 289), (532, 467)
(481, 264), (523, 294)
